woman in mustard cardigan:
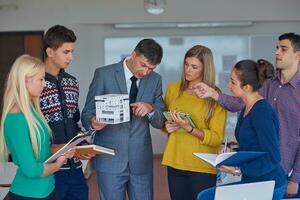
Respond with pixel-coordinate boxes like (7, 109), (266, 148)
(162, 45), (227, 200)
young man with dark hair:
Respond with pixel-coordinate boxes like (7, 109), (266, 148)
(40, 24), (91, 200)
(194, 32), (300, 198)
(81, 38), (165, 200)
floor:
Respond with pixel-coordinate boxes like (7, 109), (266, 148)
(87, 155), (170, 200)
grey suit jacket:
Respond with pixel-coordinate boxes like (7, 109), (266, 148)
(81, 60), (165, 174)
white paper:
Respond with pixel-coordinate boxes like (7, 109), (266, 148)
(193, 152), (237, 167)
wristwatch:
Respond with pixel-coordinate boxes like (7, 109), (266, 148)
(234, 167), (242, 176)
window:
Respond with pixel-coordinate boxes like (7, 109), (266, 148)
(104, 35), (250, 136)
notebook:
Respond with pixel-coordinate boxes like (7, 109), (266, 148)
(45, 132), (92, 163)
(215, 181), (275, 200)
(193, 151), (267, 167)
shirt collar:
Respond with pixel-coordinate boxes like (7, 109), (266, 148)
(274, 70), (300, 88)
(123, 57), (134, 81)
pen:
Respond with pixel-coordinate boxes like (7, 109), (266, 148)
(223, 137), (228, 153)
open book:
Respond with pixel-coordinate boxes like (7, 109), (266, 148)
(74, 145), (115, 156)
(163, 111), (196, 131)
(45, 132), (92, 163)
(193, 151), (267, 167)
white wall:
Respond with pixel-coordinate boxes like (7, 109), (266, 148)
(1, 0), (300, 153)
(1, 0), (300, 29)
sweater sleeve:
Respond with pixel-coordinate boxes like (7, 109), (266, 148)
(4, 115), (44, 178)
(201, 104), (227, 147)
(74, 79), (81, 132)
(252, 108), (280, 163)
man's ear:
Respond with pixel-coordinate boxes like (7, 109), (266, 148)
(46, 47), (54, 57)
(131, 51), (137, 59)
(295, 51), (300, 61)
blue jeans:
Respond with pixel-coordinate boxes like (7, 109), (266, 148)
(54, 168), (88, 200)
(197, 181), (286, 200)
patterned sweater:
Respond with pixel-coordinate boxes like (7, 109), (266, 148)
(40, 70), (82, 169)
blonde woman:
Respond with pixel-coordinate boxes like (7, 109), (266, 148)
(162, 45), (227, 200)
(0, 55), (73, 200)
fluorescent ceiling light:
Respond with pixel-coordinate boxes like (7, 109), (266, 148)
(177, 22), (253, 28)
(115, 23), (176, 29)
(114, 22), (253, 29)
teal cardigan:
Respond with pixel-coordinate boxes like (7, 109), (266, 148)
(4, 111), (54, 198)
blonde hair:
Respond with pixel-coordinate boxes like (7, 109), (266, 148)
(179, 45), (219, 123)
(0, 55), (50, 164)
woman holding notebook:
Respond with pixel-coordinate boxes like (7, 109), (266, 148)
(0, 55), (74, 200)
(161, 45), (227, 200)
(196, 59), (286, 200)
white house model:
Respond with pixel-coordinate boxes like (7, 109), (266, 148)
(95, 94), (130, 124)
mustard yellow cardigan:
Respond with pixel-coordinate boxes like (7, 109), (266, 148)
(162, 81), (227, 174)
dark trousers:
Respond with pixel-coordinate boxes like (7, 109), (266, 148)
(54, 168), (88, 200)
(167, 166), (216, 200)
(8, 190), (58, 200)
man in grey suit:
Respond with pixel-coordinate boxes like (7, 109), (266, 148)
(81, 39), (165, 200)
